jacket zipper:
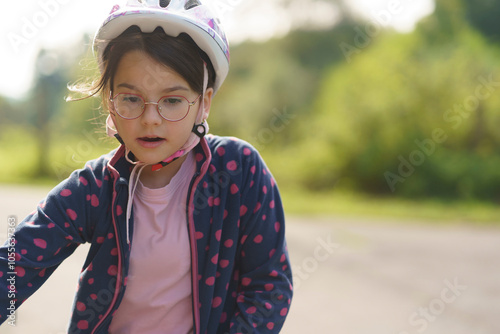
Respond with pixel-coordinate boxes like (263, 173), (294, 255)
(91, 169), (125, 334)
(186, 139), (212, 334)
(186, 171), (201, 334)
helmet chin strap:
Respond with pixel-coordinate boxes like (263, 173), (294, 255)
(106, 62), (210, 172)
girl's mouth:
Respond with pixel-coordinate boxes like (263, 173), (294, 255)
(140, 137), (163, 142)
(137, 137), (165, 148)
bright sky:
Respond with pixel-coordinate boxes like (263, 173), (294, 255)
(0, 0), (434, 100)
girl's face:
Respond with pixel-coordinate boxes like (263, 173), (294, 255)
(110, 50), (212, 165)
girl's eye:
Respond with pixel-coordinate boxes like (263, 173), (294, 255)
(123, 96), (141, 103)
(163, 97), (183, 105)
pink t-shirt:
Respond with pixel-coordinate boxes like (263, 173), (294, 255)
(109, 152), (196, 334)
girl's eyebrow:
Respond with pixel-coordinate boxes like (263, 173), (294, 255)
(115, 83), (189, 93)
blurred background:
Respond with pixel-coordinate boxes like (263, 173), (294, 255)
(1, 0), (500, 333)
(1, 0), (500, 221)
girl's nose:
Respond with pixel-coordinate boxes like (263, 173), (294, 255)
(141, 103), (162, 125)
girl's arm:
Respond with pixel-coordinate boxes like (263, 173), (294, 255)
(230, 147), (293, 333)
(0, 167), (100, 325)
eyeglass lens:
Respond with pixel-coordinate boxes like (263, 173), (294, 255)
(113, 93), (191, 121)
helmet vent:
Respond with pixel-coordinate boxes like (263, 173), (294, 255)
(185, 0), (201, 10)
(159, 0), (171, 8)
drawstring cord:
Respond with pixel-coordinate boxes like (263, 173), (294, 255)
(125, 161), (148, 245)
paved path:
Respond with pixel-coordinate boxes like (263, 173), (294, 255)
(0, 185), (499, 333)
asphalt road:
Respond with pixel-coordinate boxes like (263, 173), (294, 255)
(0, 185), (499, 333)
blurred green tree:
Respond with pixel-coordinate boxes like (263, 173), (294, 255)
(294, 1), (500, 201)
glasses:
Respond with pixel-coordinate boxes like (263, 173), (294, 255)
(109, 92), (201, 122)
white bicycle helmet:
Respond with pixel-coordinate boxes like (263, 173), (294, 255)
(93, 0), (230, 93)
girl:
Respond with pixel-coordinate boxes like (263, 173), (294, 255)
(0, 1), (293, 333)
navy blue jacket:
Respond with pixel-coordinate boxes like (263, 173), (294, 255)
(0, 135), (293, 333)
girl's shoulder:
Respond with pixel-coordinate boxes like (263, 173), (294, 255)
(206, 135), (260, 160)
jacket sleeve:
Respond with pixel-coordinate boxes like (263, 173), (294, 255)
(0, 166), (101, 325)
(229, 145), (293, 333)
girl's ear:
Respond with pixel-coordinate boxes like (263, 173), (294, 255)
(201, 87), (214, 120)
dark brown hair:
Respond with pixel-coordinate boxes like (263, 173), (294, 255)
(70, 26), (215, 103)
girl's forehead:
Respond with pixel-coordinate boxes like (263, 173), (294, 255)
(114, 50), (190, 92)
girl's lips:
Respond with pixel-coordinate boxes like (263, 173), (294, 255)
(136, 137), (165, 148)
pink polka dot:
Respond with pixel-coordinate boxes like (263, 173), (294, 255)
(265, 283), (274, 291)
(243, 148), (252, 156)
(79, 177), (88, 186)
(253, 202), (262, 214)
(116, 205), (123, 216)
(269, 249), (276, 258)
(37, 255), (43, 261)
(212, 297), (222, 308)
(107, 265), (118, 276)
(263, 185), (268, 194)
(240, 235), (248, 245)
(206, 277), (215, 286)
(267, 322), (275, 330)
(47, 223), (55, 229)
(88, 278), (94, 284)
(195, 231), (204, 240)
(220, 312), (227, 323)
(108, 233), (114, 239)
(95, 179), (103, 188)
(215, 229), (222, 241)
(211, 254), (219, 264)
(240, 205), (248, 217)
(34, 238), (47, 249)
(21, 249), (28, 255)
(77, 302), (86, 312)
(15, 267), (25, 277)
(242, 277), (252, 286)
(227, 160), (237, 171)
(224, 239), (233, 248)
(253, 235), (263, 244)
(270, 270), (278, 277)
(96, 237), (105, 244)
(270, 200), (275, 209)
(217, 147), (226, 156)
(250, 166), (256, 174)
(265, 302), (272, 310)
(39, 268), (46, 277)
(90, 294), (97, 300)
(77, 320), (88, 330)
(275, 222), (281, 232)
(66, 209), (77, 221)
(280, 307), (288, 316)
(60, 189), (72, 197)
(280, 254), (286, 262)
(110, 248), (118, 256)
(196, 153), (203, 162)
(90, 194), (99, 207)
(64, 222), (70, 228)
(230, 184), (239, 194)
(246, 306), (257, 314)
(220, 260), (230, 268)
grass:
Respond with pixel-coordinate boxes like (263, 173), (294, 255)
(280, 185), (500, 225)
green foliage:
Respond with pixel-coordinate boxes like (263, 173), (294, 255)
(299, 21), (500, 201)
